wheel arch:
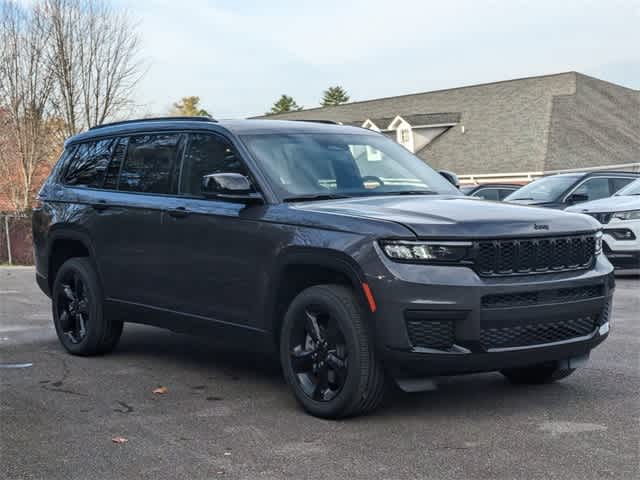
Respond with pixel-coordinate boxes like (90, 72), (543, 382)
(46, 227), (98, 291)
(265, 248), (373, 346)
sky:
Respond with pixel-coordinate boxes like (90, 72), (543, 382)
(115, 0), (640, 118)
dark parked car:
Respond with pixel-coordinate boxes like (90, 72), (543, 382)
(504, 171), (638, 209)
(33, 117), (614, 418)
(460, 183), (520, 201)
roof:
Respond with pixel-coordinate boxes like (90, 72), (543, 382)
(257, 72), (639, 175)
(394, 113), (461, 126)
(549, 171), (640, 178)
(365, 117), (395, 129)
(65, 118), (375, 146)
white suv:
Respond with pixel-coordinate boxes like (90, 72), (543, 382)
(567, 179), (640, 270)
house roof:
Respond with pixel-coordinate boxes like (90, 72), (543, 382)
(365, 117), (395, 129)
(397, 112), (461, 126)
(256, 72), (639, 175)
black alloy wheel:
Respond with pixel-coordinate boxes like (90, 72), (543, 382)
(52, 257), (123, 356)
(289, 306), (349, 402)
(56, 270), (90, 344)
(280, 284), (387, 418)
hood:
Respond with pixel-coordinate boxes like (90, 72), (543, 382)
(293, 195), (600, 238)
(566, 195), (640, 214)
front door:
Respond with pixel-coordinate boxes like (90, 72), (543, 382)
(160, 132), (271, 328)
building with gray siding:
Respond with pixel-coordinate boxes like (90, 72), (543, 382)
(257, 72), (639, 182)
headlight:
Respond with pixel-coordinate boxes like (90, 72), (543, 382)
(613, 210), (640, 221)
(380, 240), (471, 263)
(595, 231), (603, 254)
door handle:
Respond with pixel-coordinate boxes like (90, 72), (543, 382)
(91, 200), (109, 211)
(167, 207), (190, 218)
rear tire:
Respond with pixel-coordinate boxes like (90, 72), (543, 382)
(501, 362), (575, 385)
(52, 257), (123, 356)
(279, 284), (387, 418)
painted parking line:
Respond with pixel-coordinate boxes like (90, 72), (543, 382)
(0, 363), (33, 369)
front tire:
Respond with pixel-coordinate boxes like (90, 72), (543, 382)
(52, 257), (123, 356)
(501, 362), (575, 385)
(279, 284), (387, 419)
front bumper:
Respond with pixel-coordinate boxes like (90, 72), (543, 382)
(383, 332), (607, 377)
(366, 253), (615, 378)
(602, 220), (640, 269)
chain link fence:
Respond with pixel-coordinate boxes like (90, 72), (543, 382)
(0, 213), (33, 265)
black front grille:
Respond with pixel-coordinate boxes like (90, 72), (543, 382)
(482, 285), (604, 308)
(587, 212), (613, 224)
(474, 234), (596, 276)
(480, 316), (597, 350)
(406, 320), (454, 350)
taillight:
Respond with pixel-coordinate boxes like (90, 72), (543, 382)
(33, 197), (44, 209)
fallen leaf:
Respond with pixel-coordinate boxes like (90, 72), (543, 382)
(152, 386), (168, 394)
(112, 436), (128, 444)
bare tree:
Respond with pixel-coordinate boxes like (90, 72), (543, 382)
(0, 0), (144, 212)
(0, 1), (56, 212)
(45, 0), (144, 136)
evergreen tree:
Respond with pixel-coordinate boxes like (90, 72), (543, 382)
(267, 94), (303, 115)
(320, 86), (350, 107)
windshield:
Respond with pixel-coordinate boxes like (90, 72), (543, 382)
(504, 175), (581, 202)
(615, 178), (640, 196)
(242, 132), (460, 200)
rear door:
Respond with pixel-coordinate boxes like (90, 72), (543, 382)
(87, 132), (185, 307)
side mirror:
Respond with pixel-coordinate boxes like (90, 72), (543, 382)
(439, 170), (460, 189)
(566, 192), (589, 204)
(201, 173), (262, 202)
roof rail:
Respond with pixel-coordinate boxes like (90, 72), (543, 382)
(290, 119), (341, 125)
(89, 116), (217, 130)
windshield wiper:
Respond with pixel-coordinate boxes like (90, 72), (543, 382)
(283, 193), (351, 202)
(508, 197), (535, 201)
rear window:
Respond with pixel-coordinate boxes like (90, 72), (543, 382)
(118, 134), (183, 194)
(63, 139), (115, 188)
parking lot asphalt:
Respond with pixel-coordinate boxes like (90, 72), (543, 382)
(1, 266), (639, 480)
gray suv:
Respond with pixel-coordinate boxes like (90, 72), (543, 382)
(33, 117), (614, 418)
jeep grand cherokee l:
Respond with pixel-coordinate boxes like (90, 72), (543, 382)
(33, 117), (614, 418)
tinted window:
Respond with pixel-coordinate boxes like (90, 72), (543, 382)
(498, 188), (517, 200)
(119, 134), (182, 194)
(611, 177), (634, 194)
(103, 138), (127, 190)
(179, 133), (248, 196)
(504, 175), (581, 202)
(471, 188), (499, 201)
(572, 178), (611, 202)
(64, 139), (115, 188)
